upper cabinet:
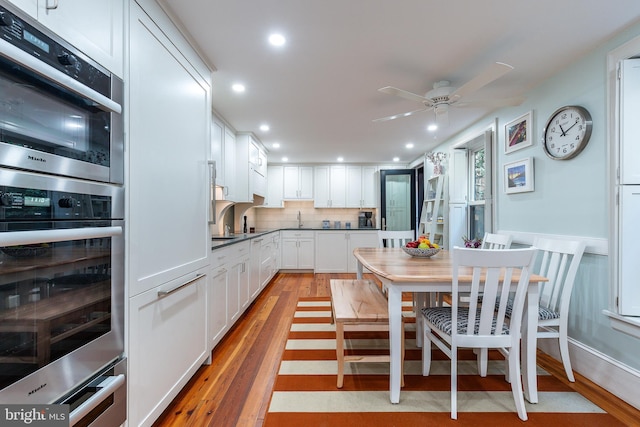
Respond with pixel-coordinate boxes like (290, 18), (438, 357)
(7, 0), (124, 77)
(314, 165), (346, 208)
(235, 133), (266, 202)
(265, 165), (284, 208)
(346, 165), (378, 208)
(283, 165), (313, 199)
(210, 116), (238, 199)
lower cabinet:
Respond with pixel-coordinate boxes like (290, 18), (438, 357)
(281, 230), (315, 269)
(129, 269), (208, 427)
(315, 230), (378, 273)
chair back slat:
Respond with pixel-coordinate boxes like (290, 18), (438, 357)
(378, 230), (414, 248)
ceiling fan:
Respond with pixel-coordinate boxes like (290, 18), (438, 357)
(373, 62), (521, 125)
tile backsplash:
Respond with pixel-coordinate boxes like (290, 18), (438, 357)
(243, 200), (376, 231)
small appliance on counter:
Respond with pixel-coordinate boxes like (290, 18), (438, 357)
(358, 211), (374, 228)
(334, 221), (341, 229)
(322, 220), (330, 229)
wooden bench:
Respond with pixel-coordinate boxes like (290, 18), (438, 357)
(329, 279), (404, 388)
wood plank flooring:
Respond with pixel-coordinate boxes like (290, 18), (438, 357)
(152, 272), (640, 427)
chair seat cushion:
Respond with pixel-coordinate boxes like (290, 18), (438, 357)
(503, 297), (560, 320)
(421, 306), (509, 336)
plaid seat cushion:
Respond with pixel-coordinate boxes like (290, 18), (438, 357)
(421, 306), (510, 336)
(503, 297), (560, 321)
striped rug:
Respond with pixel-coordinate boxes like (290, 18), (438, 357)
(264, 296), (625, 426)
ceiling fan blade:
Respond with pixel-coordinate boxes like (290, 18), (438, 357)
(372, 107), (431, 122)
(449, 62), (514, 101)
(378, 86), (429, 103)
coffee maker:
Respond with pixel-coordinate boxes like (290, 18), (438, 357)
(358, 211), (374, 228)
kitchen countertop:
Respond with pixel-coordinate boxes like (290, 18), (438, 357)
(211, 228), (379, 250)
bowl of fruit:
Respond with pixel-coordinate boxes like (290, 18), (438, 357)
(402, 236), (441, 258)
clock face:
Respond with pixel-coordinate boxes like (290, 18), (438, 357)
(542, 106), (592, 160)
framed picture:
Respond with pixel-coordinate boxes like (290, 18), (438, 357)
(504, 111), (532, 154)
(504, 157), (534, 194)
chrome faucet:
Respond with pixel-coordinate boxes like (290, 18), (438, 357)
(224, 224), (231, 236)
(297, 211), (303, 228)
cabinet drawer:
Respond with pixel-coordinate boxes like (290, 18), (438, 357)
(210, 246), (232, 269)
(281, 230), (314, 239)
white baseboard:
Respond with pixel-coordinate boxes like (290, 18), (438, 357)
(538, 338), (640, 410)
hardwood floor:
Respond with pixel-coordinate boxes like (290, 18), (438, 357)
(152, 272), (640, 427)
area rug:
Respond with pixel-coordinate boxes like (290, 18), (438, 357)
(264, 296), (625, 427)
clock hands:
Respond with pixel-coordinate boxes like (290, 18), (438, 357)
(564, 118), (579, 134)
(558, 124), (567, 137)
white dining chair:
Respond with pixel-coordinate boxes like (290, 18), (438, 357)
(481, 232), (513, 249)
(421, 247), (537, 421)
(377, 230), (415, 248)
(516, 237), (586, 382)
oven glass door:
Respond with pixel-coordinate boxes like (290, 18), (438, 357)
(0, 221), (119, 391)
(0, 54), (116, 181)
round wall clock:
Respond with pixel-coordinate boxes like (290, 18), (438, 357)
(542, 105), (593, 160)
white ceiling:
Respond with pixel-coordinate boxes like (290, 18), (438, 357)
(159, 0), (640, 165)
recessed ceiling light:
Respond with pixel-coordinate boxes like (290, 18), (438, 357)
(272, 142), (280, 149)
(337, 157), (344, 162)
(281, 156), (288, 162)
(393, 157), (400, 162)
(260, 124), (270, 132)
(268, 33), (286, 47)
(232, 83), (245, 93)
(405, 143), (414, 149)
(427, 124), (438, 132)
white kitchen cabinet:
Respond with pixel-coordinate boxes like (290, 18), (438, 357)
(228, 241), (251, 314)
(346, 165), (378, 208)
(281, 230), (315, 269)
(264, 165), (284, 207)
(314, 230), (378, 273)
(249, 238), (262, 298)
(129, 270), (208, 427)
(223, 128), (237, 200)
(209, 262), (228, 347)
(128, 2), (211, 296)
(259, 232), (280, 290)
(314, 165), (346, 208)
(283, 166), (314, 199)
(7, 0), (124, 77)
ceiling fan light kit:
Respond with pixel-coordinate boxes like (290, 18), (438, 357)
(373, 61), (516, 125)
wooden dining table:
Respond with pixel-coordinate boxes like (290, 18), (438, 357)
(353, 247), (547, 405)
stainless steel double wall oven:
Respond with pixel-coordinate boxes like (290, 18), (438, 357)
(0, 1), (125, 425)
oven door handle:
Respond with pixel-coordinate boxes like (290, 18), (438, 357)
(0, 40), (122, 114)
(68, 374), (125, 426)
(0, 226), (122, 247)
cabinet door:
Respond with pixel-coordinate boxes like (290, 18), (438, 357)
(209, 266), (228, 346)
(298, 239), (315, 269)
(6, 0), (37, 17)
(129, 272), (208, 427)
(621, 59), (640, 184)
(347, 232), (378, 272)
(239, 255), (251, 310)
(314, 166), (330, 207)
(249, 239), (262, 298)
(299, 167), (314, 199)
(211, 119), (224, 188)
(315, 232), (348, 273)
(129, 4), (210, 296)
(38, 0), (124, 77)
(283, 166), (300, 199)
(329, 165), (347, 207)
(346, 166), (363, 207)
(280, 239), (299, 269)
(265, 165), (284, 207)
(361, 165), (378, 207)
(223, 128), (236, 200)
(228, 261), (241, 322)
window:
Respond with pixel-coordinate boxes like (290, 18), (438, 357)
(468, 143), (487, 241)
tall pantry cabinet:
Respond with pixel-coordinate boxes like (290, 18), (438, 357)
(127, 2), (211, 426)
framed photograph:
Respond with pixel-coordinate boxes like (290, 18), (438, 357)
(504, 111), (532, 154)
(504, 157), (534, 194)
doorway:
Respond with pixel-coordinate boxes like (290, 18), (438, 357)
(380, 169), (416, 232)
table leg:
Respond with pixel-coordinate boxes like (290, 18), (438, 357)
(387, 285), (402, 404)
(522, 283), (539, 403)
(413, 293), (426, 348)
(356, 260), (363, 280)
